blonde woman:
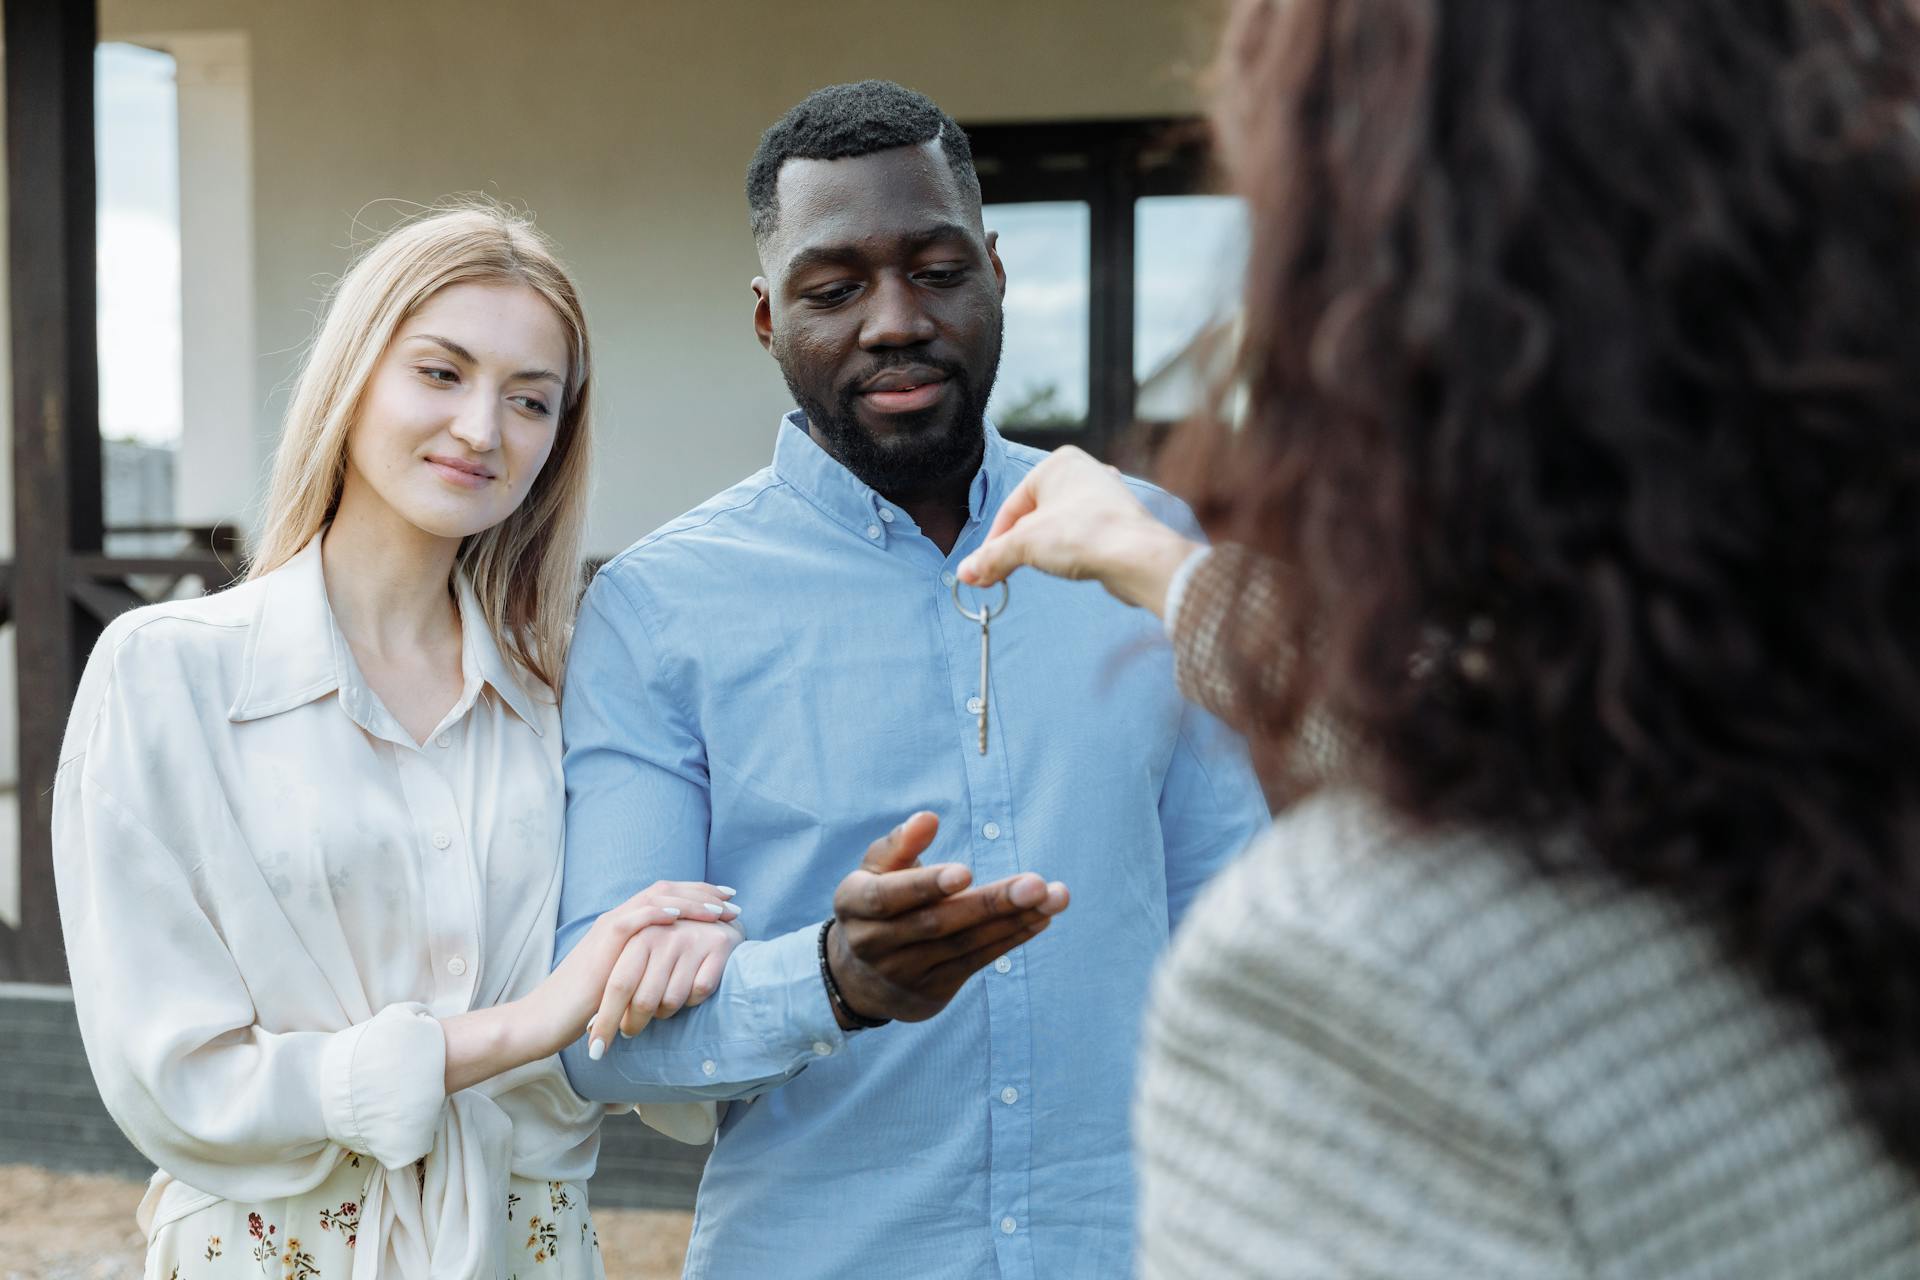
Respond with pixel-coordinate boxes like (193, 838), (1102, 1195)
(53, 205), (739, 1278)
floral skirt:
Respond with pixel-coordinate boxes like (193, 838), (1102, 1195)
(144, 1153), (604, 1279)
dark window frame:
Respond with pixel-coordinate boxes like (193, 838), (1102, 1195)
(965, 118), (1217, 459)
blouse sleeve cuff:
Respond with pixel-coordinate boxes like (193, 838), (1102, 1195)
(633, 1101), (720, 1145)
(319, 1003), (448, 1169)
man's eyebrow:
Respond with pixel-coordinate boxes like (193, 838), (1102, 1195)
(406, 332), (564, 385)
(900, 222), (977, 252)
(784, 223), (978, 278)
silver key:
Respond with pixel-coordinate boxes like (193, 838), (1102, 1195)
(952, 579), (1010, 755)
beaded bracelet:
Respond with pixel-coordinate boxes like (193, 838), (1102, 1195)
(818, 919), (891, 1030)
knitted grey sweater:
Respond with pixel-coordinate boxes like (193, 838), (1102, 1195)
(1134, 789), (1920, 1278)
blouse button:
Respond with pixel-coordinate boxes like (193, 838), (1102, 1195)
(702, 1059), (718, 1077)
(435, 732), (451, 748)
(446, 956), (467, 977)
(432, 832), (453, 850)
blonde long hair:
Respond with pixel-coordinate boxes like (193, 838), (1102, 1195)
(248, 201), (593, 693)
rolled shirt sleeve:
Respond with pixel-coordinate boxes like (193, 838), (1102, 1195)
(559, 575), (848, 1105)
(559, 923), (847, 1103)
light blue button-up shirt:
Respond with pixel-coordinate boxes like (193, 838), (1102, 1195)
(558, 413), (1267, 1279)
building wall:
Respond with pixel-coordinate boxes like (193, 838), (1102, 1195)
(98, 0), (1223, 554)
(0, 986), (708, 1208)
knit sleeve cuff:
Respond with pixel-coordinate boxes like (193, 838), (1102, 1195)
(1163, 545), (1214, 641)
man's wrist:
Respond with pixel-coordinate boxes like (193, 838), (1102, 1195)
(818, 920), (890, 1031)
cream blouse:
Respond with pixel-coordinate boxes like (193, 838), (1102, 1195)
(53, 536), (652, 1278)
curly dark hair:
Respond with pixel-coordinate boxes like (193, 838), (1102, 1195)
(1180, 0), (1920, 1172)
(746, 80), (980, 244)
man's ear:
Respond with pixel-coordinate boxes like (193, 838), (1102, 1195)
(985, 230), (1007, 302)
(751, 277), (774, 353)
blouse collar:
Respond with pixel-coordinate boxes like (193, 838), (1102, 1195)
(227, 533), (545, 739)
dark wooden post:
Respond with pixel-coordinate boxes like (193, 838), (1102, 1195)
(5, 0), (101, 983)
(1086, 134), (1138, 456)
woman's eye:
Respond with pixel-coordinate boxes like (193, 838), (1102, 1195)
(514, 396), (552, 417)
(419, 366), (459, 384)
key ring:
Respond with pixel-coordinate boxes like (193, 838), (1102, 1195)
(952, 578), (1010, 623)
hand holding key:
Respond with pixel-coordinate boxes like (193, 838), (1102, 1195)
(957, 445), (1199, 618)
(825, 811), (1069, 1026)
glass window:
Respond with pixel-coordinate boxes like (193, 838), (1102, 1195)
(983, 201), (1089, 432)
(1134, 195), (1248, 423)
(96, 42), (182, 541)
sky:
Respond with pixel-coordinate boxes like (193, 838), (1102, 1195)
(96, 42), (182, 446)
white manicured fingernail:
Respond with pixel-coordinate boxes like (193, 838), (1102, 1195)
(704, 902), (724, 913)
(661, 906), (681, 917)
(716, 886), (738, 898)
(588, 1037), (605, 1061)
(722, 903), (742, 917)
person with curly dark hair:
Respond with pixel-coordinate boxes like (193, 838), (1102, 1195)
(960, 0), (1920, 1274)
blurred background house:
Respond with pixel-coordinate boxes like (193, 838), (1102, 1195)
(0, 0), (1246, 1222)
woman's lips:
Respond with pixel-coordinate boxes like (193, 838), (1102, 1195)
(859, 380), (950, 413)
(425, 457), (494, 489)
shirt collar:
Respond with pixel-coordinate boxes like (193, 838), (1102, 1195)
(228, 532), (545, 737)
(453, 571), (546, 733)
(771, 409), (1010, 546)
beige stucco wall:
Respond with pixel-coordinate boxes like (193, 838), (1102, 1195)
(98, 0), (1223, 554)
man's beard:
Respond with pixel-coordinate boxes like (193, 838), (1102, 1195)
(781, 323), (1003, 497)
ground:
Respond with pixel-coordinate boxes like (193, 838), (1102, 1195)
(0, 1165), (691, 1279)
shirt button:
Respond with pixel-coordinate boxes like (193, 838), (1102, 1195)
(432, 832), (452, 850)
(813, 1041), (834, 1057)
(866, 524), (882, 539)
(702, 1059), (717, 1077)
(994, 956), (1012, 974)
(878, 508), (895, 523)
(941, 571), (957, 587)
(1001, 1086), (1019, 1105)
(982, 822), (1001, 840)
(434, 732), (451, 748)
(966, 696), (984, 715)
(446, 956), (467, 977)
(1000, 1217), (1017, 1235)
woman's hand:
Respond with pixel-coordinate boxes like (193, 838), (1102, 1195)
(440, 879), (732, 1093)
(588, 918), (746, 1050)
(956, 446), (1201, 617)
(441, 880), (739, 1093)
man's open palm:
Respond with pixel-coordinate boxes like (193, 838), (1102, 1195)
(827, 812), (1070, 1024)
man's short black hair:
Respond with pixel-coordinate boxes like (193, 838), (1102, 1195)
(747, 80), (980, 245)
